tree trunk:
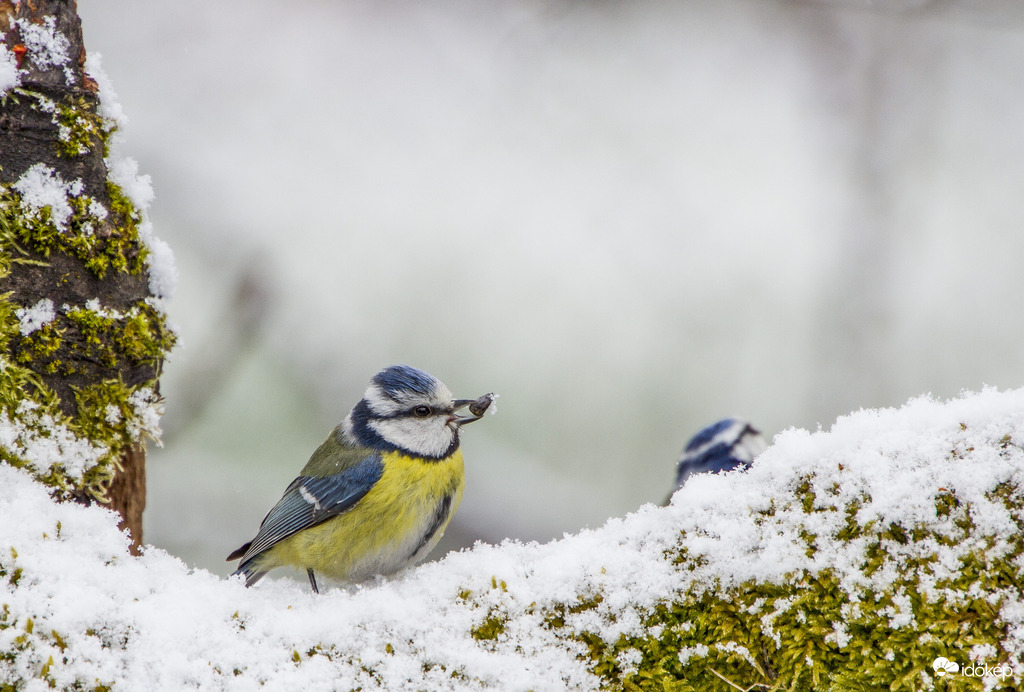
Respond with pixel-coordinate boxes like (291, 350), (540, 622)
(1, 0), (173, 552)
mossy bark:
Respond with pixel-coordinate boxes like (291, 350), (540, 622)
(1, 0), (172, 552)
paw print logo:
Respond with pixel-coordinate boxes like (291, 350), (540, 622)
(932, 657), (959, 677)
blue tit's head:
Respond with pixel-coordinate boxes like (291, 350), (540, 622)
(343, 365), (476, 459)
(673, 418), (767, 490)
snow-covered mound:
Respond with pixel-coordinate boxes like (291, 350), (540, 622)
(2, 388), (1023, 690)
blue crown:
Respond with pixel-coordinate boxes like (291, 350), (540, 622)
(372, 364), (440, 399)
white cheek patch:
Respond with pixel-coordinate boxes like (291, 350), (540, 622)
(369, 417), (455, 458)
(363, 384), (404, 416)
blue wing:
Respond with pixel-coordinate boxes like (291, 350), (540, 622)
(674, 418), (767, 490)
(233, 453), (384, 568)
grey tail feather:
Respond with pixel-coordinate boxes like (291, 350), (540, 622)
(226, 540), (252, 562)
(232, 558), (267, 588)
(228, 541), (266, 588)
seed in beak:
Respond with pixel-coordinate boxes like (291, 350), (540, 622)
(453, 393), (496, 425)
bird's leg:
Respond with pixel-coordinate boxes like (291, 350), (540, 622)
(307, 569), (319, 594)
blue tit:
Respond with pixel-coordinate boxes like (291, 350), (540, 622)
(227, 364), (494, 593)
(670, 418), (767, 497)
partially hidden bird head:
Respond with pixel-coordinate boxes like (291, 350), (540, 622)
(673, 418), (767, 491)
(342, 364), (494, 459)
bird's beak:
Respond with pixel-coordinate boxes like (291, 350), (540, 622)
(452, 393), (495, 425)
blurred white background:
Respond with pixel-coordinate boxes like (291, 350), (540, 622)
(77, 0), (1024, 576)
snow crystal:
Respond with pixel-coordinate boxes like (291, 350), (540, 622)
(616, 647), (643, 677)
(16, 17), (70, 69)
(0, 45), (18, 96)
(88, 198), (109, 220)
(76, 196), (108, 236)
(104, 405), (122, 425)
(138, 220), (178, 299)
(105, 156), (178, 300)
(716, 641), (757, 668)
(82, 297), (123, 320)
(12, 163), (83, 232)
(971, 643), (999, 663)
(825, 621), (852, 649)
(883, 590), (916, 629)
(15, 298), (56, 336)
(35, 94), (57, 113)
(105, 156), (153, 210)
(127, 387), (164, 443)
(678, 644), (709, 665)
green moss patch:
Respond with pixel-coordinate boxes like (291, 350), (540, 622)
(0, 181), (148, 280)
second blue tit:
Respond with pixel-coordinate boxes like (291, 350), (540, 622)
(670, 418), (767, 498)
(227, 364), (494, 593)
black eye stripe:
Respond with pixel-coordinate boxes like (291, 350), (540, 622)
(369, 403), (454, 419)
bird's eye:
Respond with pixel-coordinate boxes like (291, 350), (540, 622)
(412, 405), (432, 418)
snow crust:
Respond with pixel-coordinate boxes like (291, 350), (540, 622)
(0, 402), (108, 481)
(83, 52), (128, 132)
(86, 50), (178, 302)
(2, 387), (1023, 689)
(105, 147), (177, 302)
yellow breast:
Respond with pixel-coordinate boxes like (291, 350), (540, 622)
(265, 449), (465, 581)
